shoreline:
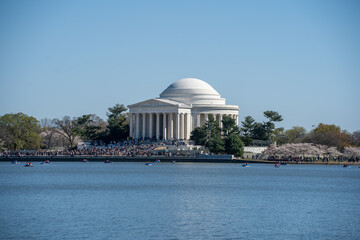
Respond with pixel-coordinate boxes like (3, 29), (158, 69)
(1, 156), (359, 165)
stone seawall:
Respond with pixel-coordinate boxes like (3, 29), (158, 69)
(1, 156), (357, 165)
(0, 156), (240, 163)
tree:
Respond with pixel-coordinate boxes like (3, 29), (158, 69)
(240, 116), (255, 146)
(222, 115), (239, 137)
(53, 116), (78, 148)
(263, 110), (283, 142)
(273, 127), (286, 145)
(303, 123), (353, 151)
(0, 113), (42, 150)
(209, 132), (225, 153)
(285, 126), (307, 143)
(190, 114), (244, 155)
(190, 115), (224, 153)
(73, 114), (106, 141)
(190, 127), (208, 146)
(251, 122), (267, 140)
(106, 104), (129, 142)
(205, 115), (224, 153)
(40, 118), (66, 149)
(222, 115), (244, 156)
(352, 131), (360, 146)
(225, 133), (244, 156)
(264, 110), (283, 122)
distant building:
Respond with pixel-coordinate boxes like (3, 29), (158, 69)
(244, 146), (268, 154)
(128, 78), (239, 140)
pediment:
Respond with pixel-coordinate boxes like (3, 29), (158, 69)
(128, 98), (181, 108)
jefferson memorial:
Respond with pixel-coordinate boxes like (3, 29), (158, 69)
(128, 78), (239, 140)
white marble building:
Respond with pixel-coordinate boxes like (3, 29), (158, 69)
(128, 78), (239, 140)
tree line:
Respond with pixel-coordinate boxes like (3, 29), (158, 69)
(190, 110), (360, 156)
(190, 110), (284, 156)
(239, 112), (360, 151)
(1, 106), (359, 153)
(0, 104), (129, 151)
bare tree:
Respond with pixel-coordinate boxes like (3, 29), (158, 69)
(40, 118), (67, 149)
(53, 116), (78, 148)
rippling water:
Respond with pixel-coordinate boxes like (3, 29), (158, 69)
(0, 162), (359, 240)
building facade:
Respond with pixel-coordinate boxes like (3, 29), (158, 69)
(128, 78), (239, 140)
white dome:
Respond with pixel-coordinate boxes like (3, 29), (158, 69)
(159, 78), (225, 105)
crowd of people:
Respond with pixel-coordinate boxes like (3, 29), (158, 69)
(0, 140), (191, 158)
(267, 155), (360, 163)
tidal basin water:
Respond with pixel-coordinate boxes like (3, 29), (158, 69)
(0, 162), (359, 240)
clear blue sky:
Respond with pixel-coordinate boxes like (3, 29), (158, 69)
(0, 0), (359, 133)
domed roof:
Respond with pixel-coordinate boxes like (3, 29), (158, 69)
(159, 78), (225, 105)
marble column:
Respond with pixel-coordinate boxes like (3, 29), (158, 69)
(156, 113), (160, 140)
(180, 113), (185, 139)
(129, 113), (133, 138)
(163, 113), (167, 140)
(185, 113), (190, 139)
(142, 113), (146, 139)
(169, 113), (173, 139)
(219, 114), (223, 129)
(149, 113), (153, 139)
(176, 113), (180, 139)
(135, 113), (140, 139)
(205, 113), (209, 123)
(196, 114), (201, 127)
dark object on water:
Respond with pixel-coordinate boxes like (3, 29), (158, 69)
(145, 162), (152, 166)
(11, 161), (21, 165)
(104, 159), (112, 163)
(41, 160), (51, 164)
(83, 159), (88, 163)
(24, 162), (33, 167)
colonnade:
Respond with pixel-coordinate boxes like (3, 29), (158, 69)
(195, 113), (238, 129)
(129, 112), (191, 140)
(130, 112), (238, 140)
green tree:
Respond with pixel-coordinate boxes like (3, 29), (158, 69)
(0, 113), (42, 150)
(73, 114), (105, 141)
(190, 114), (224, 153)
(303, 123), (353, 150)
(191, 114), (244, 155)
(251, 122), (267, 140)
(209, 132), (225, 153)
(240, 116), (255, 146)
(206, 115), (224, 153)
(285, 126), (306, 143)
(272, 127), (286, 145)
(222, 115), (244, 156)
(107, 104), (129, 142)
(263, 110), (283, 142)
(190, 127), (208, 146)
(222, 115), (239, 137)
(224, 133), (244, 156)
